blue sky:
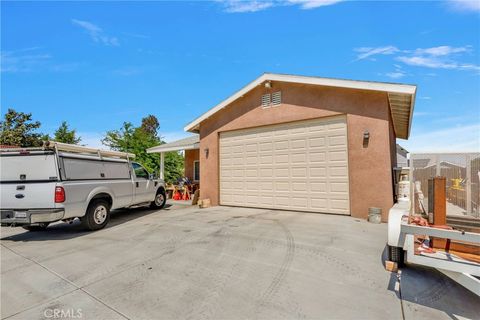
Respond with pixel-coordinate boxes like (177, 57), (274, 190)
(1, 0), (479, 151)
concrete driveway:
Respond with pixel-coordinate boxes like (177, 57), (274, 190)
(1, 203), (479, 320)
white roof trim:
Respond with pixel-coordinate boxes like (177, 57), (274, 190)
(147, 135), (199, 153)
(184, 73), (417, 134)
(147, 144), (199, 153)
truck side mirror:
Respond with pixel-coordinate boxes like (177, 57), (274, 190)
(149, 173), (155, 180)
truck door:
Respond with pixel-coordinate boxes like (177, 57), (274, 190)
(132, 162), (156, 204)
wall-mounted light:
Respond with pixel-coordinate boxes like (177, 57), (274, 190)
(264, 81), (272, 89)
(204, 148), (209, 158)
(363, 130), (370, 148)
(363, 130), (370, 140)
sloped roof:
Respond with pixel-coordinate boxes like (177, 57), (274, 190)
(185, 73), (417, 139)
(147, 135), (199, 153)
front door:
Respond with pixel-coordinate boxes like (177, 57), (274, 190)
(132, 162), (155, 203)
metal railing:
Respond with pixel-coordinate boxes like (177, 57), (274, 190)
(410, 153), (480, 218)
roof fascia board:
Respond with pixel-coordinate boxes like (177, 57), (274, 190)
(147, 144), (199, 154)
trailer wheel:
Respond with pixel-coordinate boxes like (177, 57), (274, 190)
(150, 188), (166, 209)
(389, 245), (404, 265)
(81, 199), (110, 231)
(22, 223), (49, 231)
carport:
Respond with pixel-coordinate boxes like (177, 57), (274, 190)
(147, 135), (199, 182)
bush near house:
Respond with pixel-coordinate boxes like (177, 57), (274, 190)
(102, 115), (184, 184)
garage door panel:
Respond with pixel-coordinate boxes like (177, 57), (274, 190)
(328, 135), (347, 147)
(329, 182), (349, 193)
(310, 166), (327, 177)
(220, 117), (349, 215)
(330, 199), (349, 211)
(291, 139), (307, 149)
(275, 181), (290, 191)
(308, 137), (326, 147)
(259, 155), (273, 164)
(274, 168), (289, 178)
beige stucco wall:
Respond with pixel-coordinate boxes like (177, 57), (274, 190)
(197, 81), (396, 221)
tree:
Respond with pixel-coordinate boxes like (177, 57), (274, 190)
(54, 121), (81, 144)
(164, 152), (184, 184)
(102, 115), (184, 183)
(0, 108), (43, 147)
(141, 115), (160, 137)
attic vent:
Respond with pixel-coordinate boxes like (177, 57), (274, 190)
(272, 91), (281, 105)
(261, 94), (271, 107)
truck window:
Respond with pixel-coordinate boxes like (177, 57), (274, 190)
(0, 152), (58, 182)
(132, 162), (149, 179)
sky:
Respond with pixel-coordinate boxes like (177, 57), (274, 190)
(1, 0), (479, 152)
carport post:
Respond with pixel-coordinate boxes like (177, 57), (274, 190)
(160, 152), (165, 180)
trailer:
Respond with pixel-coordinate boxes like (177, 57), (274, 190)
(388, 202), (480, 296)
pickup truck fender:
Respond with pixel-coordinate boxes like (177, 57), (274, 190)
(86, 187), (115, 210)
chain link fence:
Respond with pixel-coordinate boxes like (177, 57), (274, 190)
(410, 153), (480, 218)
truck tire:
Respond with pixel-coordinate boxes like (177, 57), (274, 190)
(150, 188), (166, 209)
(81, 199), (110, 231)
(22, 223), (49, 231)
(389, 245), (404, 265)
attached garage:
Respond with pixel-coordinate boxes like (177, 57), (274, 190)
(219, 116), (349, 214)
(185, 73), (416, 221)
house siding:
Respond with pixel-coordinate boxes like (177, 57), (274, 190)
(199, 81), (396, 221)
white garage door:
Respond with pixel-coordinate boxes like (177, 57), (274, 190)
(219, 116), (350, 214)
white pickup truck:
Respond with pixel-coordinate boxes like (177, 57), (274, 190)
(0, 141), (166, 231)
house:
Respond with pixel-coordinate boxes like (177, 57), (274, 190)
(396, 144), (409, 168)
(148, 73), (417, 221)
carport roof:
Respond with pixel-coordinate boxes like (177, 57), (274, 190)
(147, 135), (199, 153)
(184, 73), (417, 139)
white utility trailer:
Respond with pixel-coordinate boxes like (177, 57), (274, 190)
(388, 202), (480, 296)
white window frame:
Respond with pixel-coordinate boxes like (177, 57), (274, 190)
(193, 160), (200, 182)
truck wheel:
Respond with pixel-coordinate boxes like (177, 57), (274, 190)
(389, 245), (404, 265)
(22, 223), (49, 231)
(81, 199), (110, 231)
(150, 189), (166, 209)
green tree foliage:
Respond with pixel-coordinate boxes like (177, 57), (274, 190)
(164, 152), (184, 184)
(54, 121), (81, 144)
(102, 115), (184, 183)
(0, 108), (43, 147)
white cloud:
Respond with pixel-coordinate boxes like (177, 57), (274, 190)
(353, 46), (399, 61)
(355, 44), (479, 73)
(1, 50), (51, 72)
(381, 64), (407, 79)
(1, 47), (81, 73)
(447, 0), (480, 12)
(219, 0), (342, 13)
(221, 1), (274, 12)
(286, 0), (343, 9)
(385, 71), (405, 79)
(396, 55), (480, 71)
(72, 19), (119, 46)
(402, 124), (480, 152)
(414, 45), (471, 56)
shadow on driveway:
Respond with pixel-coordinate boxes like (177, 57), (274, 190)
(0, 204), (174, 242)
(381, 245), (480, 319)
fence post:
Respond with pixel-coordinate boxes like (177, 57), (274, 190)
(466, 154), (472, 215)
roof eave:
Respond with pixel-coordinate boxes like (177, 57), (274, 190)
(184, 73), (417, 137)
